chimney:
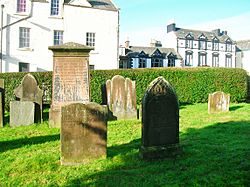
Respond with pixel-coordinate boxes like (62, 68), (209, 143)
(150, 39), (162, 47)
(125, 39), (130, 49)
(167, 23), (176, 33)
(212, 29), (221, 36)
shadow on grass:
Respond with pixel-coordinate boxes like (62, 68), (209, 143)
(0, 134), (60, 153)
(229, 105), (244, 111)
(65, 121), (250, 186)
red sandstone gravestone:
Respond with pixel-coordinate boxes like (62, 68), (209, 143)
(49, 42), (93, 128)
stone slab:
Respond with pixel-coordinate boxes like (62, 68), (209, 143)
(10, 101), (35, 127)
(208, 91), (230, 114)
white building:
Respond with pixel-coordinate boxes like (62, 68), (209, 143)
(119, 40), (182, 69)
(165, 23), (236, 68)
(236, 40), (250, 74)
(0, 0), (119, 72)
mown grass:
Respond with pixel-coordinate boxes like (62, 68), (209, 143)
(0, 103), (249, 186)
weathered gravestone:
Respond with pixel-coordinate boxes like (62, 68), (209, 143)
(10, 101), (35, 127)
(0, 79), (4, 127)
(105, 75), (137, 120)
(141, 77), (179, 160)
(10, 74), (43, 127)
(61, 102), (108, 165)
(49, 42), (93, 128)
(208, 91), (230, 114)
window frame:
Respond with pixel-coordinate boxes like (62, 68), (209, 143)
(212, 53), (219, 67)
(19, 62), (29, 72)
(50, 0), (59, 16)
(19, 27), (30, 48)
(185, 51), (193, 66)
(139, 58), (147, 68)
(185, 34), (193, 49)
(151, 58), (163, 67)
(86, 32), (96, 47)
(225, 39), (232, 52)
(225, 54), (232, 67)
(53, 30), (63, 46)
(198, 52), (207, 66)
(212, 37), (219, 51)
(198, 34), (207, 50)
(17, 0), (26, 13)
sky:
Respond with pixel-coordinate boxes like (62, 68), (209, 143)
(113, 0), (250, 46)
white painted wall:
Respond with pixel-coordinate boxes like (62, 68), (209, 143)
(241, 50), (250, 74)
(0, 0), (119, 72)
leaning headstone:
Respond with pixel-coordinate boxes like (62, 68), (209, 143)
(208, 91), (230, 114)
(14, 74), (43, 122)
(49, 42), (93, 128)
(0, 79), (4, 127)
(105, 75), (137, 120)
(10, 101), (35, 127)
(141, 77), (179, 160)
(61, 102), (108, 165)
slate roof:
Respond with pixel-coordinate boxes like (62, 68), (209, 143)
(64, 0), (118, 11)
(236, 40), (250, 50)
(175, 28), (234, 43)
(125, 46), (182, 59)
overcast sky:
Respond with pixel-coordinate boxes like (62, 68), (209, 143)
(113, 0), (250, 46)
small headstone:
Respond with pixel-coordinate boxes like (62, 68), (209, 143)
(0, 79), (4, 127)
(14, 74), (43, 122)
(208, 91), (230, 113)
(141, 77), (179, 160)
(10, 101), (35, 127)
(61, 102), (108, 165)
(105, 75), (137, 120)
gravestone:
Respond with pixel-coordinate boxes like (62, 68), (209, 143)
(61, 102), (108, 165)
(14, 74), (43, 122)
(105, 75), (137, 120)
(49, 42), (93, 128)
(0, 79), (4, 127)
(141, 77), (179, 160)
(208, 91), (230, 114)
(10, 101), (35, 127)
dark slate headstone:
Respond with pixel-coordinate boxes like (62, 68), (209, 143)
(105, 75), (137, 120)
(141, 77), (179, 160)
(61, 102), (108, 165)
(0, 79), (4, 127)
(208, 91), (230, 114)
(14, 74), (43, 122)
(10, 101), (35, 127)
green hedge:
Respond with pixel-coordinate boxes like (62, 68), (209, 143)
(0, 67), (248, 112)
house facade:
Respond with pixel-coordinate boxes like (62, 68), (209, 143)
(236, 40), (250, 74)
(165, 23), (236, 68)
(0, 0), (119, 73)
(119, 40), (182, 69)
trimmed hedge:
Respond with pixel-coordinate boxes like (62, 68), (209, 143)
(0, 67), (248, 112)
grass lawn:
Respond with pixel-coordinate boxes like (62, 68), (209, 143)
(0, 103), (249, 186)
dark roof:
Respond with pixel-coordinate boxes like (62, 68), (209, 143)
(175, 28), (234, 43)
(64, 0), (118, 11)
(125, 46), (182, 59)
(236, 40), (250, 50)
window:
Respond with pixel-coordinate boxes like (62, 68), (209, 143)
(17, 0), (26, 12)
(225, 54), (232, 67)
(51, 0), (59, 15)
(225, 39), (232, 52)
(212, 37), (219, 51)
(139, 58), (146, 68)
(185, 51), (193, 66)
(212, 53), (219, 67)
(185, 34), (193, 49)
(198, 35), (207, 50)
(151, 58), (163, 67)
(53, 30), (63, 45)
(86, 32), (95, 47)
(19, 62), (29, 72)
(168, 58), (175, 67)
(19, 27), (30, 48)
(198, 52), (207, 66)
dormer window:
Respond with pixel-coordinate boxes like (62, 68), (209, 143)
(225, 39), (232, 52)
(212, 37), (219, 51)
(17, 0), (26, 13)
(51, 0), (59, 16)
(198, 34), (207, 50)
(185, 34), (193, 49)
